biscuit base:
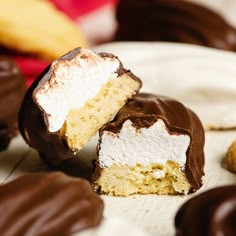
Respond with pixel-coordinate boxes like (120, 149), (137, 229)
(60, 73), (140, 152)
(93, 161), (191, 196)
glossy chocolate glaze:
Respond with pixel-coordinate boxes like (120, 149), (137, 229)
(115, 0), (236, 51)
(18, 47), (142, 166)
(0, 172), (104, 236)
(175, 185), (236, 236)
(0, 55), (26, 151)
(99, 93), (205, 191)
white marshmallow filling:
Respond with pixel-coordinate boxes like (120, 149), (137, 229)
(33, 49), (120, 132)
(98, 119), (190, 169)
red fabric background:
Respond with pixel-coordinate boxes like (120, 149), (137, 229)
(11, 0), (118, 87)
(51, 0), (118, 19)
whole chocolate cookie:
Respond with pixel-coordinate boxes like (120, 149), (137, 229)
(0, 55), (26, 150)
(115, 0), (236, 51)
(0, 172), (104, 236)
(175, 185), (236, 236)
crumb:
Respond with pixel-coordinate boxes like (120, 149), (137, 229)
(226, 140), (236, 173)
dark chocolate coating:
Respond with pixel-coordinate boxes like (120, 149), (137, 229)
(114, 0), (236, 51)
(18, 47), (142, 167)
(99, 93), (205, 191)
(0, 172), (104, 236)
(175, 185), (236, 236)
(0, 55), (26, 151)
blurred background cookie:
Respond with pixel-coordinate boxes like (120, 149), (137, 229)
(114, 0), (236, 51)
(175, 185), (236, 236)
(0, 55), (26, 151)
(226, 140), (236, 173)
(0, 0), (87, 60)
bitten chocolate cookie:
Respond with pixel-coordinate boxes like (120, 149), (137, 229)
(0, 55), (26, 151)
(0, 172), (104, 236)
(175, 185), (236, 236)
(93, 93), (205, 196)
(115, 0), (236, 51)
(19, 47), (142, 166)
